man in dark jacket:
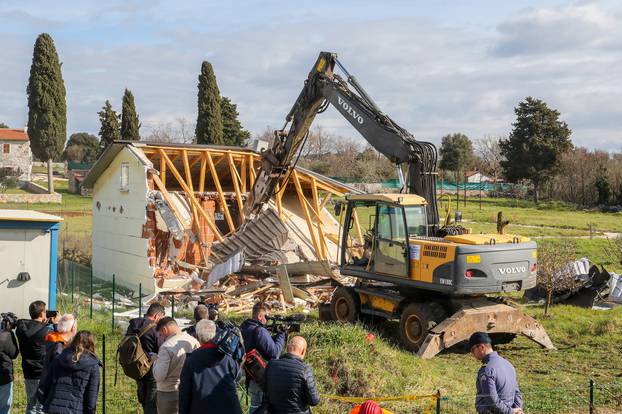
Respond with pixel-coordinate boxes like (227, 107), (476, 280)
(126, 303), (165, 414)
(265, 336), (320, 414)
(0, 313), (19, 414)
(240, 302), (286, 414)
(16, 300), (56, 414)
(178, 319), (242, 414)
(39, 342), (100, 414)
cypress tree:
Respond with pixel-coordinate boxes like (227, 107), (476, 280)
(27, 33), (66, 193)
(121, 88), (140, 140)
(221, 96), (250, 146)
(98, 100), (121, 152)
(195, 61), (223, 145)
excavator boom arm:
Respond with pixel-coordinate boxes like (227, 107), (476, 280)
(245, 52), (439, 232)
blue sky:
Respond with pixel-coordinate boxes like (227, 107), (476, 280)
(1, 1), (622, 150)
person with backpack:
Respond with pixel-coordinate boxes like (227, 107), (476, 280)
(15, 300), (58, 414)
(240, 302), (286, 414)
(178, 320), (242, 414)
(152, 317), (199, 414)
(38, 331), (100, 414)
(123, 303), (165, 414)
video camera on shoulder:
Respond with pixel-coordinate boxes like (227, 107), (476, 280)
(1, 312), (17, 331)
(265, 314), (307, 334)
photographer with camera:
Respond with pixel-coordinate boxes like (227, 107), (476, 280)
(240, 302), (286, 414)
(16, 300), (58, 414)
(0, 312), (19, 414)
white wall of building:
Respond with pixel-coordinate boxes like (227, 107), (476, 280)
(91, 147), (155, 294)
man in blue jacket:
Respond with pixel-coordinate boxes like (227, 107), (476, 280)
(240, 303), (286, 414)
(178, 320), (242, 414)
(469, 332), (524, 414)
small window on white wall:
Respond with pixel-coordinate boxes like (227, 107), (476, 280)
(120, 162), (129, 192)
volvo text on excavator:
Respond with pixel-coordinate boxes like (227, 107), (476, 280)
(242, 52), (554, 358)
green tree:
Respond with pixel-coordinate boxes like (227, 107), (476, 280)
(121, 88), (140, 140)
(439, 133), (474, 182)
(595, 166), (611, 205)
(63, 132), (100, 163)
(0, 123), (8, 128)
(195, 61), (223, 145)
(27, 33), (66, 193)
(500, 97), (572, 203)
(98, 100), (121, 152)
(220, 96), (250, 146)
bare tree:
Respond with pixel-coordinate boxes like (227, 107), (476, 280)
(605, 235), (622, 268)
(475, 135), (504, 181)
(143, 118), (196, 144)
(537, 241), (580, 316)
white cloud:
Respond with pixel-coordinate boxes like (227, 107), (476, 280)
(1, 1), (622, 152)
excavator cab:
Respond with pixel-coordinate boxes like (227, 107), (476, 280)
(339, 194), (428, 280)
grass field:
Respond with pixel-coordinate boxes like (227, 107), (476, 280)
(7, 303), (621, 413)
(4, 185), (622, 412)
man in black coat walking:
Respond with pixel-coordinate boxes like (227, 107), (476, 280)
(265, 336), (320, 414)
(126, 303), (165, 414)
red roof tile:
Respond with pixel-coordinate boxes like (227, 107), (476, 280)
(0, 129), (29, 142)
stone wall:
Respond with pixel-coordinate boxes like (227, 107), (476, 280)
(0, 192), (61, 203)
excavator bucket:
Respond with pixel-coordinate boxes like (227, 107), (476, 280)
(417, 298), (555, 359)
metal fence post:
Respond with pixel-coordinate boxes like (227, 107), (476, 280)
(89, 266), (93, 319)
(111, 274), (115, 332)
(589, 378), (594, 414)
(102, 334), (106, 414)
(71, 260), (75, 304)
(139, 283), (142, 316)
(436, 389), (441, 414)
(171, 295), (175, 319)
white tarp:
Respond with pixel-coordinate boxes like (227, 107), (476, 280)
(608, 273), (622, 303)
(206, 250), (245, 287)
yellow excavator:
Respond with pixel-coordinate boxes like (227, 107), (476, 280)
(243, 52), (554, 358)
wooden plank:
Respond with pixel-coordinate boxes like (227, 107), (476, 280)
(276, 264), (294, 304)
(158, 149), (224, 242)
(311, 177), (328, 259)
(292, 170), (322, 259)
(151, 174), (189, 232)
(188, 154), (203, 169)
(183, 150), (208, 266)
(352, 210), (364, 245)
(227, 152), (245, 222)
(275, 181), (284, 219)
(199, 153), (207, 193)
(248, 155), (255, 187)
(240, 156), (247, 193)
(206, 152), (235, 233)
(159, 156), (166, 186)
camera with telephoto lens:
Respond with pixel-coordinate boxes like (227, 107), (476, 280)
(266, 314), (307, 334)
(1, 313), (17, 331)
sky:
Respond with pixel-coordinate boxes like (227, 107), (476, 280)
(1, 0), (622, 151)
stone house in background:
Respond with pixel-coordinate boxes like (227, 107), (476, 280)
(0, 128), (32, 181)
